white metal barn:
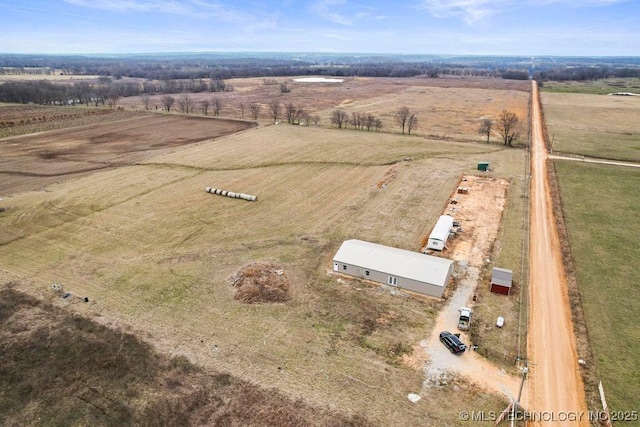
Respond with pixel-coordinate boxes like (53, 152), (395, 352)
(332, 239), (454, 298)
(427, 215), (455, 251)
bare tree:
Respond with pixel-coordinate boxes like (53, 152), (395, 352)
(178, 93), (194, 114)
(497, 110), (519, 146)
(330, 109), (349, 129)
(106, 90), (120, 108)
(161, 95), (175, 112)
(365, 114), (376, 131)
(350, 112), (362, 130)
(394, 106), (411, 134)
(285, 102), (296, 124)
(301, 112), (311, 126)
(478, 118), (494, 143)
(212, 98), (223, 116)
(407, 113), (418, 135)
(269, 99), (281, 122)
(311, 115), (321, 126)
(374, 118), (383, 132)
(210, 78), (226, 92)
(238, 101), (245, 119)
(141, 93), (151, 110)
(201, 99), (210, 115)
(249, 103), (261, 120)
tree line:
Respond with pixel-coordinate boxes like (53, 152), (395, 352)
(0, 77), (232, 105)
(0, 53), (540, 81)
(534, 66), (640, 82)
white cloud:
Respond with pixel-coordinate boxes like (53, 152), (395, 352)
(311, 0), (353, 26)
(63, 0), (278, 30)
(535, 0), (630, 5)
(63, 0), (192, 14)
(420, 0), (513, 24)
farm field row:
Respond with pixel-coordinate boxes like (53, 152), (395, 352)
(554, 160), (640, 414)
(541, 91), (640, 162)
(0, 114), (254, 195)
(0, 122), (524, 425)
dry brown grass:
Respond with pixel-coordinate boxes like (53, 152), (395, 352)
(0, 79), (528, 425)
(541, 91), (640, 161)
(119, 76), (530, 142)
(0, 285), (369, 426)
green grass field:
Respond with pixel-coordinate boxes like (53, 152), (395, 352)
(542, 78), (640, 95)
(541, 91), (640, 162)
(554, 160), (640, 413)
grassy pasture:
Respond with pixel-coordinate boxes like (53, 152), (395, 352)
(541, 91), (640, 162)
(0, 123), (520, 425)
(554, 160), (640, 413)
(120, 76), (530, 143)
(542, 78), (640, 95)
(0, 76), (530, 423)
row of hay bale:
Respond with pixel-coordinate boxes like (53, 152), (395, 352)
(205, 187), (257, 202)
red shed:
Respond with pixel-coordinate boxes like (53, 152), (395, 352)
(491, 267), (512, 295)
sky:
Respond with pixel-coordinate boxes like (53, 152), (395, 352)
(0, 0), (638, 56)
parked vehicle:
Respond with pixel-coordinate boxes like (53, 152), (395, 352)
(439, 331), (466, 353)
(458, 307), (472, 331)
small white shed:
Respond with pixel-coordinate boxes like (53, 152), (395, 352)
(427, 215), (455, 251)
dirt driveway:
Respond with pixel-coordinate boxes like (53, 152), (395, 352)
(420, 175), (520, 400)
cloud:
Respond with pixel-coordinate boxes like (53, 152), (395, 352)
(420, 0), (512, 24)
(63, 0), (192, 14)
(63, 0), (278, 30)
(536, 0), (630, 5)
(311, 0), (353, 25)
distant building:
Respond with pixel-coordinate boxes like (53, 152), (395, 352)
(427, 215), (455, 251)
(332, 239), (454, 298)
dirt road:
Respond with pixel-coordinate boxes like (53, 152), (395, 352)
(548, 154), (640, 169)
(528, 81), (588, 424)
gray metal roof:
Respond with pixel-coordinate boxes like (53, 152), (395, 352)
(333, 239), (454, 287)
(492, 267), (513, 287)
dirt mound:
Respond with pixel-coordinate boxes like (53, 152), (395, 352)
(228, 263), (291, 304)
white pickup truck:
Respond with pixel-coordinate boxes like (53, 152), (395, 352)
(458, 307), (472, 331)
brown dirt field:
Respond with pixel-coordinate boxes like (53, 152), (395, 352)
(0, 104), (143, 139)
(436, 175), (510, 267)
(0, 114), (255, 195)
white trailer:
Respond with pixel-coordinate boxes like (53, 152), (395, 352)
(427, 215), (455, 251)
